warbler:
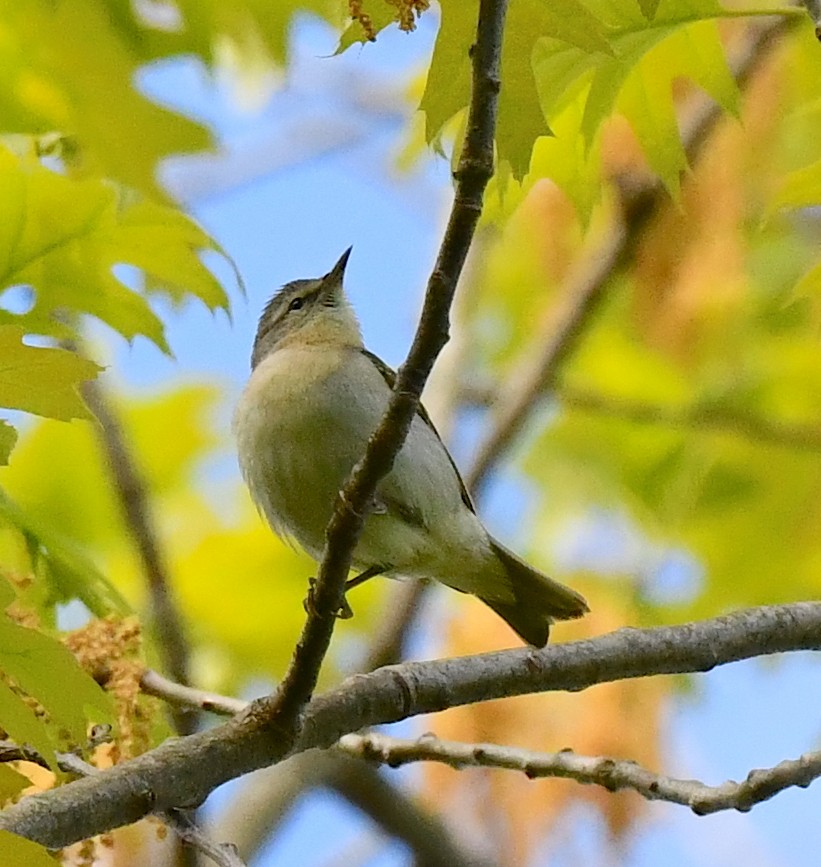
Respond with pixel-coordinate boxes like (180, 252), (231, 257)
(233, 249), (588, 646)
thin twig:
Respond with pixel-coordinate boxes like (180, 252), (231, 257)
(249, 0), (509, 736)
(81, 380), (196, 737)
(465, 17), (793, 498)
(141, 669), (246, 716)
(166, 811), (247, 867)
(339, 732), (821, 816)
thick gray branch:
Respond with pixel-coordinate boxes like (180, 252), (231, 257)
(2, 602), (819, 848)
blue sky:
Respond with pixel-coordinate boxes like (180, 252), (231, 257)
(105, 13), (821, 866)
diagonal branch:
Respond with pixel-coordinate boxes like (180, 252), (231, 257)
(253, 0), (509, 735)
(338, 732), (821, 816)
(2, 602), (818, 849)
(81, 379), (196, 737)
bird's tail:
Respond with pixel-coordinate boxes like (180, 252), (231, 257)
(479, 538), (589, 648)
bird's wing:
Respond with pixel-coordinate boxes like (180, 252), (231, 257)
(359, 348), (476, 515)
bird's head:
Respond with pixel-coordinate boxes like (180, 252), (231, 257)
(251, 247), (361, 368)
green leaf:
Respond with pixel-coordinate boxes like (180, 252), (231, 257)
(0, 677), (55, 768)
(0, 830), (57, 866)
(0, 326), (101, 422)
(772, 158), (821, 211)
(0, 488), (132, 618)
(0, 0), (212, 199)
(110, 201), (232, 312)
(0, 764), (30, 801)
(0, 601), (112, 747)
(0, 146), (232, 350)
(422, 0), (612, 179)
(0, 420), (18, 466)
(420, 0), (476, 148)
(638, 0), (663, 19)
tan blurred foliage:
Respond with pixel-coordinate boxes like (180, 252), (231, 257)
(630, 49), (786, 361)
(422, 583), (668, 865)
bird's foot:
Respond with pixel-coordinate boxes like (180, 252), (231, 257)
(303, 577), (354, 620)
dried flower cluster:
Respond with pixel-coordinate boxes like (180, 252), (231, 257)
(348, 0), (431, 41)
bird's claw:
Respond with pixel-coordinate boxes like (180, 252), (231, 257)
(302, 577), (354, 620)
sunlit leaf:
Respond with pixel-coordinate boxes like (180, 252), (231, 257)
(337, 1), (398, 51)
(0, 326), (100, 422)
(772, 158), (821, 211)
(0, 147), (231, 350)
(0, 829), (57, 865)
(0, 764), (30, 801)
(0, 488), (131, 618)
(0, 601), (112, 747)
(0, 420), (17, 466)
(0, 0), (211, 198)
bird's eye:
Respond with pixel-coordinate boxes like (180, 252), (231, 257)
(288, 297), (304, 312)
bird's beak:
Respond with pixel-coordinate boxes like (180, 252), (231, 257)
(325, 246), (352, 285)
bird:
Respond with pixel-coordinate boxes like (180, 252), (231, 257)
(233, 248), (589, 647)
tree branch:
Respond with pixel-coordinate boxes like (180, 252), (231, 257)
(81, 380), (196, 737)
(307, 751), (496, 867)
(338, 732), (821, 816)
(3, 603), (819, 848)
(0, 741), (246, 867)
(251, 0), (508, 735)
(140, 669), (246, 717)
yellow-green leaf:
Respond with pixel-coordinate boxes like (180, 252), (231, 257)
(0, 326), (100, 422)
(0, 147), (232, 350)
(0, 488), (131, 618)
(0, 764), (30, 801)
(0, 605), (112, 746)
(772, 158), (821, 211)
(337, 1), (398, 51)
(0, 0), (211, 198)
(0, 830), (57, 866)
(0, 678), (55, 768)
(0, 420), (17, 465)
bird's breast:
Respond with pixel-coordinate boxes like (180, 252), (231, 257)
(234, 346), (356, 556)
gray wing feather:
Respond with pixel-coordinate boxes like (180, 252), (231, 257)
(359, 349), (476, 515)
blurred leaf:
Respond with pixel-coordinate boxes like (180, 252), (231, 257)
(0, 421), (17, 466)
(638, 0), (663, 19)
(0, 591), (112, 747)
(0, 829), (56, 865)
(0, 0), (211, 198)
(337, 1), (398, 50)
(0, 488), (131, 618)
(791, 259), (821, 319)
(0, 326), (100, 421)
(0, 677), (55, 767)
(0, 764), (30, 801)
(0, 147), (231, 351)
(772, 158), (821, 211)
